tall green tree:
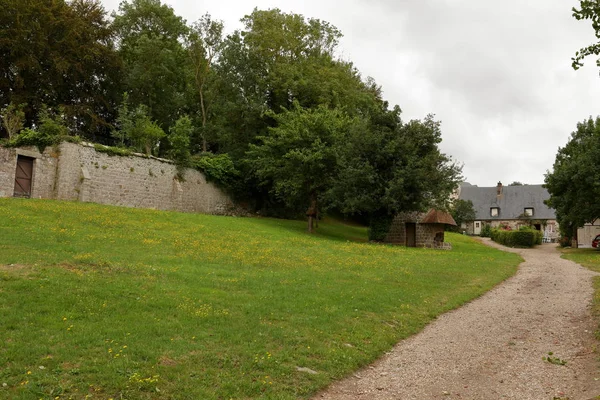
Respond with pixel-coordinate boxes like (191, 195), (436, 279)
(168, 115), (193, 167)
(113, 93), (165, 155)
(545, 117), (600, 240)
(213, 8), (377, 159)
(185, 14), (224, 152)
(112, 0), (188, 131)
(328, 109), (462, 223)
(449, 199), (476, 232)
(246, 103), (353, 232)
(0, 0), (121, 138)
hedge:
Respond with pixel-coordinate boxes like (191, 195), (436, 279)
(490, 228), (542, 247)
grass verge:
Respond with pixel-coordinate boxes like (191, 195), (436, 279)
(0, 199), (521, 399)
(561, 248), (600, 341)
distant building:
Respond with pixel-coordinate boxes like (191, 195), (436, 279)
(457, 181), (558, 241)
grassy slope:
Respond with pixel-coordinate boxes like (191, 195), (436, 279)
(0, 199), (521, 400)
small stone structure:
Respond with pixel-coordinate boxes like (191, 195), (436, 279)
(385, 209), (457, 249)
(0, 142), (235, 215)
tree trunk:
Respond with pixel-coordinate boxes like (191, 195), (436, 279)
(306, 194), (317, 233)
(199, 84), (207, 152)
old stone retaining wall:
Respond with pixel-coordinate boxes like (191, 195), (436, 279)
(0, 142), (235, 215)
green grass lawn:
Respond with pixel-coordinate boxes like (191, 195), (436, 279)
(0, 199), (521, 400)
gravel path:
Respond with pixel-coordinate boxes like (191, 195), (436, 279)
(315, 240), (600, 399)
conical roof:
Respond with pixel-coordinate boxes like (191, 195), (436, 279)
(420, 209), (457, 226)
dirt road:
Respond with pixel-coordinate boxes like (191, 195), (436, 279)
(315, 240), (600, 399)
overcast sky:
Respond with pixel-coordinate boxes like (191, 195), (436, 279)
(100, 0), (600, 187)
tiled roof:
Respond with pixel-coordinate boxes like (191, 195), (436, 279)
(458, 184), (556, 220)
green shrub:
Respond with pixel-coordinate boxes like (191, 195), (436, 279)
(192, 153), (240, 190)
(113, 94), (165, 155)
(368, 213), (394, 242)
(8, 127), (61, 152)
(168, 116), (193, 168)
(559, 236), (571, 247)
(5, 106), (70, 152)
(491, 227), (541, 247)
(480, 224), (492, 237)
(0, 102), (26, 138)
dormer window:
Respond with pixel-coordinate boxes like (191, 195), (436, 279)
(524, 207), (534, 217)
(490, 207), (499, 217)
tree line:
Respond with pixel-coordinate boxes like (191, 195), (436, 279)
(0, 0), (462, 235)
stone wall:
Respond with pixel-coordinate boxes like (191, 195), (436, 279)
(0, 146), (59, 199)
(0, 142), (235, 215)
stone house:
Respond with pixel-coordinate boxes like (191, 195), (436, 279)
(457, 182), (558, 241)
(385, 209), (457, 249)
(0, 142), (235, 215)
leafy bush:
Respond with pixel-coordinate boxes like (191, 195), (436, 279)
(368, 213), (394, 242)
(480, 224), (492, 237)
(0, 102), (26, 138)
(192, 153), (240, 190)
(558, 236), (571, 247)
(168, 116), (193, 168)
(491, 227), (542, 247)
(112, 94), (165, 155)
(5, 106), (70, 151)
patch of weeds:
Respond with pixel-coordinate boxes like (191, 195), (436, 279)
(93, 143), (133, 157)
(544, 352), (567, 365)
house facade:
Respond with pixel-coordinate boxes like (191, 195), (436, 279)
(457, 182), (559, 241)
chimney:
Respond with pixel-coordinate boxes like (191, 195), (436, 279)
(497, 181), (503, 195)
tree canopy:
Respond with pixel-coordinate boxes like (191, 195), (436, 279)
(0, 0), (121, 137)
(544, 117), (600, 238)
(449, 199), (476, 232)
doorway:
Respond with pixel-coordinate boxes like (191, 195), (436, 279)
(405, 223), (416, 247)
(474, 221), (482, 235)
(13, 155), (34, 198)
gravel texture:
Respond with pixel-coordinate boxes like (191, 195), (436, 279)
(314, 240), (600, 399)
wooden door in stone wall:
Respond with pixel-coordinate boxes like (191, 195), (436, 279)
(405, 223), (416, 247)
(13, 156), (34, 198)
